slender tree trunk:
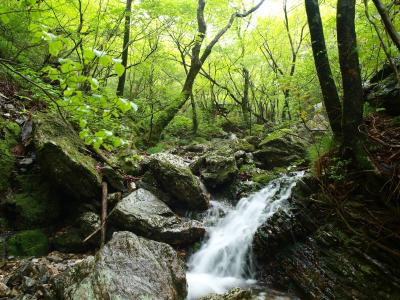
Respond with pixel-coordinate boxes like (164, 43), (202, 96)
(305, 0), (342, 138)
(242, 68), (251, 129)
(190, 94), (199, 134)
(117, 0), (132, 96)
(372, 0), (400, 52)
(337, 0), (364, 151)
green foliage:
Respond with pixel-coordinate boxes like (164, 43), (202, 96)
(326, 156), (351, 182)
(307, 134), (335, 165)
(165, 115), (192, 137)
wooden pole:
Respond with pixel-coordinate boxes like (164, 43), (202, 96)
(100, 181), (108, 247)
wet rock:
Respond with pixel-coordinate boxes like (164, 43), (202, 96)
(33, 113), (101, 200)
(110, 188), (205, 245)
(143, 153), (209, 211)
(54, 231), (187, 300)
(253, 136), (305, 169)
(191, 154), (239, 189)
(198, 288), (251, 300)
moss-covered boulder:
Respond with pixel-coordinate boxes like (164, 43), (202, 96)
(54, 231), (187, 299)
(33, 113), (101, 200)
(109, 188), (205, 245)
(4, 192), (60, 229)
(253, 135), (306, 169)
(3, 230), (48, 257)
(0, 117), (20, 192)
(191, 154), (239, 189)
(143, 153), (209, 211)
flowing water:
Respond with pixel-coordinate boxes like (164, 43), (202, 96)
(186, 171), (305, 300)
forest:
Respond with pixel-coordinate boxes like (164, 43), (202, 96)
(0, 0), (399, 299)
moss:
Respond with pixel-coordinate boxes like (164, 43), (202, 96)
(0, 117), (20, 192)
(5, 192), (59, 228)
(34, 113), (101, 199)
(4, 173), (61, 228)
(259, 128), (293, 146)
(53, 227), (86, 253)
(6, 230), (49, 257)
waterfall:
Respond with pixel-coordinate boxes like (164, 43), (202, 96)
(186, 171), (305, 300)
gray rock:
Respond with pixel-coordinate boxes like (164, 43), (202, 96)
(143, 153), (209, 211)
(110, 189), (205, 245)
(54, 231), (187, 300)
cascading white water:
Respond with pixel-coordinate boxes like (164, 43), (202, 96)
(186, 171), (304, 300)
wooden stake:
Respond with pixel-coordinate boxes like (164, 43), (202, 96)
(101, 181), (108, 247)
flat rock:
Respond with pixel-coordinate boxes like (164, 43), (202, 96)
(110, 188), (205, 245)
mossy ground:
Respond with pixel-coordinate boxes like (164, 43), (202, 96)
(1, 229), (49, 257)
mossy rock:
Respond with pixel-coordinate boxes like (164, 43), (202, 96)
(191, 154), (239, 189)
(144, 153), (209, 211)
(4, 230), (48, 257)
(33, 113), (101, 200)
(4, 191), (60, 229)
(0, 117), (20, 192)
(2, 173), (62, 229)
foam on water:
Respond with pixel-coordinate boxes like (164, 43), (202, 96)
(186, 171), (304, 299)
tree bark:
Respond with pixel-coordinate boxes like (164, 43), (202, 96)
(305, 0), (342, 138)
(242, 68), (251, 129)
(337, 0), (364, 150)
(117, 0), (132, 96)
(372, 0), (400, 52)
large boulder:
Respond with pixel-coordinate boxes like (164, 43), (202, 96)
(365, 58), (400, 116)
(190, 154), (239, 189)
(253, 135), (306, 169)
(33, 113), (102, 200)
(54, 231), (187, 300)
(142, 153), (209, 211)
(109, 188), (205, 245)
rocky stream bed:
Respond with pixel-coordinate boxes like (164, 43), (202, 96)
(1, 74), (400, 299)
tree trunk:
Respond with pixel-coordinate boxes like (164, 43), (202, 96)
(117, 0), (132, 96)
(337, 0), (364, 150)
(242, 68), (251, 129)
(190, 94), (199, 134)
(305, 0), (342, 139)
(371, 0), (400, 52)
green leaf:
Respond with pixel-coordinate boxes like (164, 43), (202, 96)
(79, 119), (87, 128)
(49, 40), (63, 56)
(83, 49), (95, 61)
(0, 14), (10, 24)
(99, 55), (112, 66)
(114, 63), (125, 77)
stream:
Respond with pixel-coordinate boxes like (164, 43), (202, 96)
(186, 171), (305, 299)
